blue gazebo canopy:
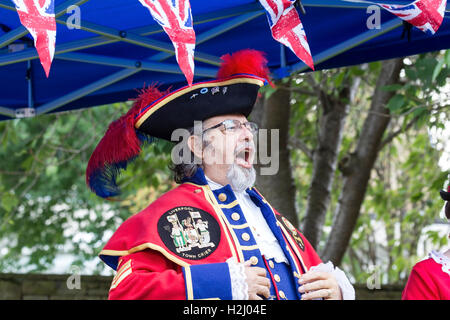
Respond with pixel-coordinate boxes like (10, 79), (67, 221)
(1, 0), (449, 121)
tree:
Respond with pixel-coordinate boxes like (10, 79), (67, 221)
(0, 104), (173, 273)
(300, 69), (359, 249)
(254, 51), (450, 270)
(251, 84), (298, 224)
(0, 51), (448, 282)
(346, 128), (448, 284)
(322, 58), (404, 264)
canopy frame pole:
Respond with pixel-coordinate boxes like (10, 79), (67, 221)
(149, 11), (264, 61)
(280, 45), (287, 68)
(55, 52), (218, 77)
(0, 37), (115, 66)
(35, 68), (139, 116)
(301, 0), (450, 11)
(49, 16), (222, 66)
(276, 44), (290, 79)
(54, 11), (263, 76)
(1, 0), (448, 118)
(0, 6), (263, 67)
(0, 0), (90, 118)
(14, 59), (37, 118)
(278, 18), (403, 77)
(26, 60), (34, 109)
(35, 11), (263, 116)
(0, 106), (15, 117)
(0, 26), (28, 49)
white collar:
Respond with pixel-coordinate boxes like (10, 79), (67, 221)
(205, 176), (248, 195)
(205, 176), (224, 191)
(429, 250), (450, 276)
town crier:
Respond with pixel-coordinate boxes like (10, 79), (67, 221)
(86, 49), (355, 300)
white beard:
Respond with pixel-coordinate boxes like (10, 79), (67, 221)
(226, 162), (256, 192)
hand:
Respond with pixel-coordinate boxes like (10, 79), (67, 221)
(244, 260), (271, 300)
(298, 271), (342, 300)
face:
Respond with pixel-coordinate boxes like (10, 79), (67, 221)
(202, 114), (255, 167)
(193, 114), (256, 188)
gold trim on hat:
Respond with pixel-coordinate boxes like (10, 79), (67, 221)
(134, 76), (265, 129)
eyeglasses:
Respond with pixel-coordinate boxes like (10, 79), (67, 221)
(202, 119), (258, 135)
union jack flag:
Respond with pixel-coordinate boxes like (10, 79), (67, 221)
(139, 0), (196, 86)
(12, 0), (56, 78)
(258, 0), (314, 70)
(378, 0), (447, 35)
(344, 0), (447, 35)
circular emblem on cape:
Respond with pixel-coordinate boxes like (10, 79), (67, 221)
(279, 216), (305, 251)
(157, 206), (220, 260)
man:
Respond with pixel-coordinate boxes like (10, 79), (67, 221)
(87, 49), (354, 300)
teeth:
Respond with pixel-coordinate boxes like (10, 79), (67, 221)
(237, 150), (246, 159)
(235, 146), (253, 164)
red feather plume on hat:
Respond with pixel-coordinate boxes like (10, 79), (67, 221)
(85, 84), (169, 198)
(216, 49), (273, 86)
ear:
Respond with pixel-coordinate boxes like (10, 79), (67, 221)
(187, 134), (203, 160)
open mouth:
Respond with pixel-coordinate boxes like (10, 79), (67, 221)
(235, 147), (253, 169)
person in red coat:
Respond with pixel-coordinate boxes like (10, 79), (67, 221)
(402, 185), (450, 300)
(86, 49), (355, 300)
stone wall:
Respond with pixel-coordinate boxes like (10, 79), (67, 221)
(0, 273), (404, 300)
(0, 273), (112, 300)
(354, 284), (404, 300)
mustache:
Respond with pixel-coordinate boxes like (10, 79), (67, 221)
(234, 141), (255, 155)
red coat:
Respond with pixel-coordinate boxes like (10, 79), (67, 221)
(402, 255), (450, 300)
(100, 179), (322, 300)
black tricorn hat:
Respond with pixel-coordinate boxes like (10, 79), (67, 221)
(86, 49), (272, 198)
(134, 49), (270, 140)
(135, 74), (265, 141)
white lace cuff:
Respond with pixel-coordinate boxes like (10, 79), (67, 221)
(226, 258), (248, 300)
(310, 261), (355, 300)
(256, 237), (290, 264)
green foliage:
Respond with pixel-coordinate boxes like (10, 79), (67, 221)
(0, 103), (172, 274)
(288, 51), (450, 285)
(349, 132), (448, 284)
(0, 51), (448, 283)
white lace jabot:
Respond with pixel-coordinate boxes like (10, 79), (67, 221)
(429, 250), (450, 276)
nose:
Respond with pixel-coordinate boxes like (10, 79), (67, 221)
(239, 123), (254, 143)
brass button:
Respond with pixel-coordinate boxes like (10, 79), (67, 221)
(293, 271), (300, 279)
(241, 233), (250, 241)
(250, 256), (258, 265)
(231, 212), (240, 221)
(269, 261), (275, 268)
(274, 274), (281, 282)
(218, 193), (227, 202)
(194, 189), (201, 194)
(279, 290), (286, 299)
